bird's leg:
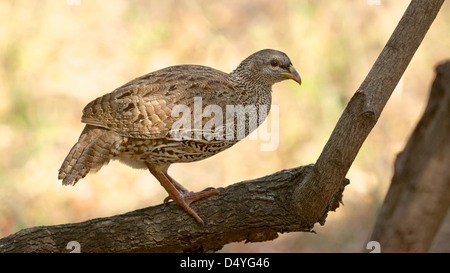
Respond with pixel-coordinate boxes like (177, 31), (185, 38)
(164, 174), (189, 193)
(146, 164), (218, 225)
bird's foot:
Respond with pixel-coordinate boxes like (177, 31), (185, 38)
(146, 164), (220, 226)
(163, 187), (219, 206)
(163, 187), (219, 226)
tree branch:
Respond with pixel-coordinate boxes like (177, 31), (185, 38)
(294, 0), (444, 224)
(0, 166), (348, 253)
(0, 0), (444, 252)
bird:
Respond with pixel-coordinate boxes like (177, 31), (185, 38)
(58, 49), (301, 225)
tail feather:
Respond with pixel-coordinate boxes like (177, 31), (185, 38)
(58, 125), (114, 185)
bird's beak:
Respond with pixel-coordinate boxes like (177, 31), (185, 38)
(281, 65), (302, 85)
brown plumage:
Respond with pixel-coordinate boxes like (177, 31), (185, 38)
(58, 49), (301, 225)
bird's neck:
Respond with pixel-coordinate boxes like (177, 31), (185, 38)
(229, 71), (272, 100)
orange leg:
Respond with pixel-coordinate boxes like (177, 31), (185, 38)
(164, 173), (218, 204)
(146, 164), (218, 226)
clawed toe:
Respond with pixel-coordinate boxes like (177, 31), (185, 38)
(183, 187), (219, 205)
(163, 187), (219, 206)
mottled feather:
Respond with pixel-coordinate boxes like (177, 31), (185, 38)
(58, 49), (301, 224)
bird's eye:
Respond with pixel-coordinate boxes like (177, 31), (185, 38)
(270, 60), (279, 67)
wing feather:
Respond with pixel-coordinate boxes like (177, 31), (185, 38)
(81, 65), (237, 139)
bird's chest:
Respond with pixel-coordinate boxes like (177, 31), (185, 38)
(228, 90), (272, 138)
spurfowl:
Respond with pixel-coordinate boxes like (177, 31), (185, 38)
(58, 49), (301, 225)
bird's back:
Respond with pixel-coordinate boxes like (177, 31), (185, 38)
(81, 65), (250, 140)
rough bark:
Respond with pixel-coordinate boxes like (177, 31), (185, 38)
(0, 166), (348, 253)
(369, 61), (450, 253)
(0, 0), (444, 252)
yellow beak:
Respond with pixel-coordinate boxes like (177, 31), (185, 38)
(282, 65), (301, 85)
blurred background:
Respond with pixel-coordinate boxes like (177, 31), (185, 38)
(0, 0), (449, 252)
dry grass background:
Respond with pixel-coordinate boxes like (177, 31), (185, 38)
(0, 0), (449, 252)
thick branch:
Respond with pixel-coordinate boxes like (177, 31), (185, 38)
(369, 61), (450, 252)
(0, 165), (348, 253)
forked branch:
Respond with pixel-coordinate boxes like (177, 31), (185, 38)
(0, 0), (444, 253)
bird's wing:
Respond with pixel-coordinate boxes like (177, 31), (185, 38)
(81, 65), (237, 139)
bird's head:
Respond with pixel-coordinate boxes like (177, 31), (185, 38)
(231, 49), (301, 87)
